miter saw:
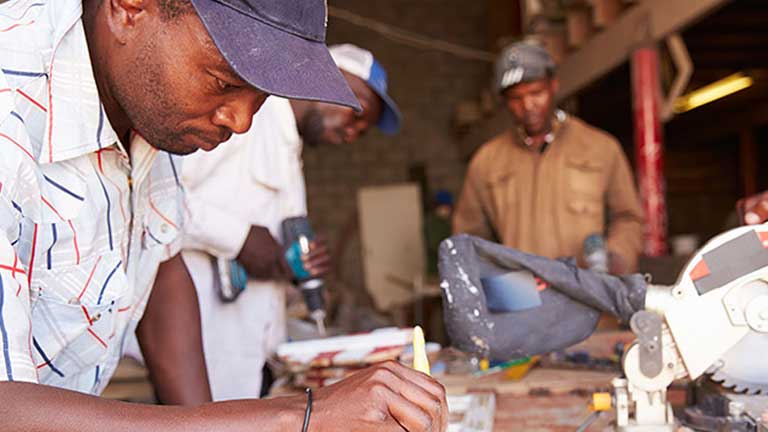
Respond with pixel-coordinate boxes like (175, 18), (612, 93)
(438, 226), (768, 432)
(608, 224), (768, 431)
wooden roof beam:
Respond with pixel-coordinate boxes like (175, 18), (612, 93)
(557, 0), (732, 100)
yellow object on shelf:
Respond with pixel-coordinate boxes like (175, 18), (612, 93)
(479, 358), (490, 372)
(504, 355), (539, 380)
(412, 326), (431, 376)
(591, 392), (612, 411)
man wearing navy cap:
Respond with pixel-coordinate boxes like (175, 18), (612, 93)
(0, 0), (445, 430)
(178, 43), (402, 401)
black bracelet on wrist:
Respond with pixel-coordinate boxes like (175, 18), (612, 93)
(301, 387), (313, 432)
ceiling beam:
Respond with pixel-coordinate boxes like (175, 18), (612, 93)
(557, 0), (732, 100)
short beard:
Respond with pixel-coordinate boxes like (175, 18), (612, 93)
(296, 107), (327, 148)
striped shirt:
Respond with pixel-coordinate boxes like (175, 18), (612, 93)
(0, 0), (183, 394)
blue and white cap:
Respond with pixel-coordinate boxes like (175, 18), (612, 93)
(329, 44), (402, 135)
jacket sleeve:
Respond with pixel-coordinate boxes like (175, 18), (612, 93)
(604, 144), (644, 273)
(453, 158), (495, 241)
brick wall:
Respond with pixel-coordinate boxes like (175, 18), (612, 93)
(303, 1), (491, 325)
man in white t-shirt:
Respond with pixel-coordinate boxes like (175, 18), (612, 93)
(181, 44), (402, 400)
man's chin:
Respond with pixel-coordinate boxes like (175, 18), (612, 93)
(523, 121), (550, 137)
(166, 146), (199, 156)
(159, 134), (225, 155)
(149, 139), (202, 156)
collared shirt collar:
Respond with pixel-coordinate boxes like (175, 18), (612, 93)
(41, 0), (120, 164)
(513, 109), (567, 153)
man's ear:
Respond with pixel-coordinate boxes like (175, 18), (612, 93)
(106, 0), (150, 44)
(549, 77), (560, 95)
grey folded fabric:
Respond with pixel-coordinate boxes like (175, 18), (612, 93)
(438, 234), (646, 360)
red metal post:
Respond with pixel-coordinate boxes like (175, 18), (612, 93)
(631, 46), (667, 256)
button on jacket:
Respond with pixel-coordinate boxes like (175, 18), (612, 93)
(0, 0), (183, 394)
(453, 116), (644, 272)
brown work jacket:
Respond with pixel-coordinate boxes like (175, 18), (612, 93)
(453, 116), (644, 272)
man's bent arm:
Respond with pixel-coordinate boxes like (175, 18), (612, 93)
(136, 254), (211, 405)
(0, 381), (301, 431)
(453, 162), (495, 240)
(605, 146), (644, 273)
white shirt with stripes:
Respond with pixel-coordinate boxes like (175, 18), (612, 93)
(0, 0), (183, 394)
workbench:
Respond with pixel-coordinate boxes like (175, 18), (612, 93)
(103, 331), (642, 431)
(440, 368), (618, 431)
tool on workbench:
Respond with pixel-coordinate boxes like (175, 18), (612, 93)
(439, 226), (768, 431)
(282, 216), (327, 336)
(471, 356), (537, 378)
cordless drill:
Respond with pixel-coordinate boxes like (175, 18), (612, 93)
(282, 216), (327, 336)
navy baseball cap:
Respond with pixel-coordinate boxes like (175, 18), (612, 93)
(329, 44), (402, 135)
(190, 0), (361, 111)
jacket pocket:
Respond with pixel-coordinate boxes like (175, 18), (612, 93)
(566, 198), (605, 244)
(566, 156), (605, 200)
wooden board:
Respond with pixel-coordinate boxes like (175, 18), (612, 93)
(357, 183), (426, 311)
(493, 393), (614, 432)
(439, 368), (618, 396)
(566, 329), (636, 358)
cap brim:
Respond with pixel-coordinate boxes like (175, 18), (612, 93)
(373, 89), (401, 135)
(191, 0), (361, 111)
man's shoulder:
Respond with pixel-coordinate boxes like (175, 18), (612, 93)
(566, 116), (620, 145)
(563, 116), (624, 156)
(470, 130), (514, 166)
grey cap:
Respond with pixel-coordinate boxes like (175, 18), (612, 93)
(494, 42), (555, 94)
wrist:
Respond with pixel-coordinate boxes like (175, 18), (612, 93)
(275, 394), (310, 430)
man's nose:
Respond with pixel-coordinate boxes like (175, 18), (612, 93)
(213, 93), (268, 135)
(522, 96), (537, 112)
(344, 120), (370, 143)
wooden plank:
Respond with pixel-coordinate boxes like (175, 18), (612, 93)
(557, 0), (732, 100)
(439, 368), (617, 396)
(357, 184), (426, 311)
(494, 394), (614, 431)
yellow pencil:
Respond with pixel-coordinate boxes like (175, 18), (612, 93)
(412, 325), (430, 375)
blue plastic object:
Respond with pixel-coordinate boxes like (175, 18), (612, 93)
(480, 270), (542, 313)
(285, 241), (311, 280)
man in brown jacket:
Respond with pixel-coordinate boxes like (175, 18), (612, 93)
(454, 42), (644, 274)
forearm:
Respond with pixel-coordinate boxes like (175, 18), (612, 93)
(137, 254), (211, 405)
(607, 219), (643, 272)
(0, 382), (301, 432)
(605, 149), (644, 273)
(453, 181), (494, 240)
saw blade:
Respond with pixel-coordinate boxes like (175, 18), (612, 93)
(708, 331), (768, 394)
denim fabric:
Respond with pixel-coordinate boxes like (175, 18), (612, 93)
(438, 234), (646, 360)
